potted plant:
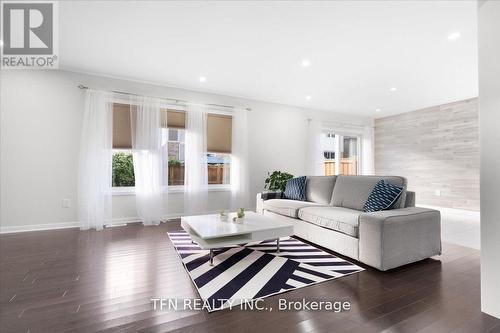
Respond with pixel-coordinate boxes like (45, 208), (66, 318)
(264, 171), (294, 192)
(218, 210), (229, 222)
(231, 208), (246, 223)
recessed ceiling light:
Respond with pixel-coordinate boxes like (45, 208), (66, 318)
(390, 87), (397, 92)
(0, 40), (3, 47)
(305, 95), (312, 100)
(375, 108), (381, 112)
(301, 59), (311, 67)
(448, 32), (461, 40)
(199, 76), (207, 83)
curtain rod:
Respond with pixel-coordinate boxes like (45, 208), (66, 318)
(77, 85), (252, 111)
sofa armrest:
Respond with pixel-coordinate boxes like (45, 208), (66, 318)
(257, 191), (284, 214)
(359, 207), (442, 271)
(256, 193), (265, 214)
(405, 191), (416, 207)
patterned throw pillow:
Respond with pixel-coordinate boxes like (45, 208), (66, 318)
(283, 176), (307, 201)
(364, 180), (403, 212)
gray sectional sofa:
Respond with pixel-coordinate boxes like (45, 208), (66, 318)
(256, 175), (442, 271)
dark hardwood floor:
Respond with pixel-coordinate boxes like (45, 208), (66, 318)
(1, 221), (499, 333)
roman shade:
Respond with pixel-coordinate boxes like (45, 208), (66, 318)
(112, 104), (232, 153)
(207, 114), (232, 153)
(113, 103), (132, 149)
(113, 105), (186, 149)
(163, 110), (185, 129)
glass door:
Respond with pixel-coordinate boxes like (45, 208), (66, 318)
(321, 132), (360, 176)
(339, 135), (359, 175)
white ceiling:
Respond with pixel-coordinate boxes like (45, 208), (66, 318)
(59, 1), (478, 118)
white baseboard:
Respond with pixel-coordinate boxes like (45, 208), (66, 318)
(0, 221), (80, 234)
(0, 218), (142, 234)
(0, 210), (232, 234)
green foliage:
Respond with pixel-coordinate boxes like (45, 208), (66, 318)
(264, 170), (294, 191)
(168, 159), (182, 167)
(112, 152), (135, 187)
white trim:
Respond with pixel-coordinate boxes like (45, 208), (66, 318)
(207, 184), (232, 192)
(107, 217), (142, 225)
(357, 136), (363, 175)
(0, 210), (236, 234)
(207, 108), (233, 116)
(112, 185), (232, 195)
(0, 222), (80, 234)
(161, 103), (185, 111)
(167, 185), (185, 193)
(112, 186), (136, 195)
(0, 217), (142, 234)
(334, 134), (340, 175)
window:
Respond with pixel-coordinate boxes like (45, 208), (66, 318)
(207, 152), (231, 185)
(112, 150), (135, 187)
(112, 103), (135, 187)
(321, 132), (360, 176)
(167, 128), (185, 186)
(207, 113), (232, 185)
(111, 103), (232, 189)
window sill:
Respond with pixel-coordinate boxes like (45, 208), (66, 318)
(112, 187), (136, 196)
(112, 185), (232, 196)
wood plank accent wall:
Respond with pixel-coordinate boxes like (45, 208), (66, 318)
(374, 98), (479, 211)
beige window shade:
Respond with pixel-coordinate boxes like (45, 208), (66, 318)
(112, 105), (231, 153)
(113, 105), (187, 148)
(207, 114), (232, 153)
(163, 110), (186, 129)
(113, 103), (132, 149)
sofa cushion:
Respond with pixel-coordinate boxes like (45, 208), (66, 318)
(330, 175), (407, 211)
(298, 206), (361, 238)
(263, 199), (324, 218)
(306, 176), (337, 204)
(363, 180), (403, 212)
(283, 176), (307, 201)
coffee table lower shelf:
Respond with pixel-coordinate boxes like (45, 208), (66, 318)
(181, 219), (286, 266)
(198, 238), (282, 265)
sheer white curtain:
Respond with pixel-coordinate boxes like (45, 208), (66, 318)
(362, 125), (374, 175)
(184, 104), (208, 215)
(307, 119), (325, 176)
(131, 96), (164, 225)
(78, 90), (113, 231)
(230, 108), (250, 210)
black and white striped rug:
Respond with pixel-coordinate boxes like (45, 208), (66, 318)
(168, 230), (364, 312)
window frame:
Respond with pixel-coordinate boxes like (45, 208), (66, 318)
(111, 100), (233, 194)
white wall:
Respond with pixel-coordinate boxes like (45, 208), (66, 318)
(479, 0), (500, 319)
(0, 70), (372, 232)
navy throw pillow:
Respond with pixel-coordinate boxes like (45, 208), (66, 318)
(283, 176), (307, 201)
(364, 180), (403, 212)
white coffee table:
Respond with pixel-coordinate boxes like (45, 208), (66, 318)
(181, 211), (294, 265)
